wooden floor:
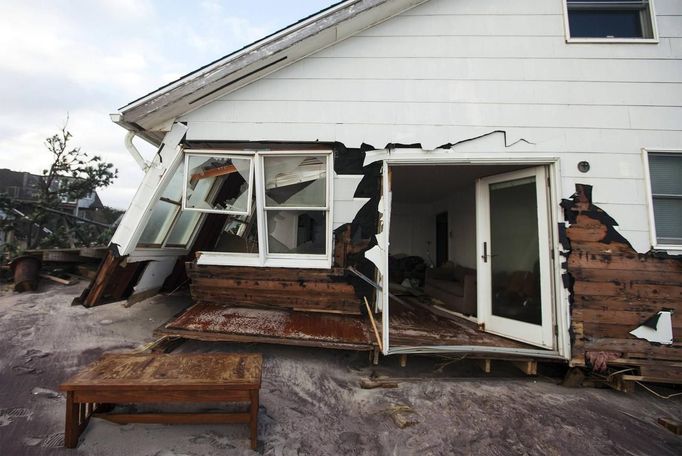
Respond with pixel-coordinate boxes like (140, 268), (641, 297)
(156, 303), (373, 351)
(387, 296), (534, 350)
(156, 296), (539, 353)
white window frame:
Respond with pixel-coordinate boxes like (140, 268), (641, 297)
(563, 0), (659, 44)
(182, 150), (255, 216)
(642, 148), (682, 253)
(135, 159), (205, 252)
(197, 149), (334, 269)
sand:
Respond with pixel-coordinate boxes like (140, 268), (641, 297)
(0, 282), (680, 455)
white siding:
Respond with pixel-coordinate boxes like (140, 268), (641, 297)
(180, 0), (682, 252)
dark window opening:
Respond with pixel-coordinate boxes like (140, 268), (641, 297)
(566, 0), (655, 39)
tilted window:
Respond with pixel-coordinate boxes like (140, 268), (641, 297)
(565, 1), (656, 40)
(183, 154), (253, 215)
(646, 151), (682, 248)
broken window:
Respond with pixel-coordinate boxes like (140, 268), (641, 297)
(212, 185), (259, 254)
(565, 0), (656, 39)
(262, 156), (328, 256)
(137, 165), (185, 247)
(183, 154), (253, 215)
(646, 151), (682, 248)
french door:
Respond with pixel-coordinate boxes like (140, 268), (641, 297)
(476, 166), (554, 349)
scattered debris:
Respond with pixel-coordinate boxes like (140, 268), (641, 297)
(359, 378), (399, 389)
(630, 311), (674, 345)
(658, 418), (682, 435)
(585, 351), (621, 373)
(385, 404), (418, 429)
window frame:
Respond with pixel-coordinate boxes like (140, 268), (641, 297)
(563, 0), (659, 44)
(182, 150), (255, 216)
(642, 148), (682, 252)
(196, 149), (334, 269)
(135, 159), (206, 251)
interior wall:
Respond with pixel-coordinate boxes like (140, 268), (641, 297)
(390, 184), (478, 269)
(389, 202), (432, 263)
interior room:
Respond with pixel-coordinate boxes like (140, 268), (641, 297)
(387, 163), (541, 350)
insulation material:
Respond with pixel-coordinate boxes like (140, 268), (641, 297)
(630, 311), (674, 345)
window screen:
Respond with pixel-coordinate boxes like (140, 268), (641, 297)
(566, 1), (655, 39)
(648, 153), (682, 246)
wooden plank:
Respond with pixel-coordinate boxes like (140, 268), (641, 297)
(156, 325), (373, 351)
(581, 338), (682, 360)
(477, 359), (492, 374)
(82, 253), (120, 308)
(512, 360), (537, 376)
(94, 412), (250, 425)
(39, 273), (78, 286)
(191, 276), (356, 293)
(575, 309), (682, 332)
(658, 418), (682, 435)
(187, 263), (346, 280)
(568, 252), (682, 273)
(61, 353), (262, 390)
(75, 390), (251, 404)
(622, 375), (682, 386)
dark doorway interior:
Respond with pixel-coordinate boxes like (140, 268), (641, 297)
(435, 212), (448, 267)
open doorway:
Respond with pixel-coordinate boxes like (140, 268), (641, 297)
(386, 163), (555, 352)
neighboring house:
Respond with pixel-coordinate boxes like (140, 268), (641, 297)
(82, 0), (681, 380)
(0, 168), (104, 219)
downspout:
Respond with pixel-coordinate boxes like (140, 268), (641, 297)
(124, 131), (151, 171)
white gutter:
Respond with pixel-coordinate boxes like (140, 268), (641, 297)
(124, 131), (151, 171)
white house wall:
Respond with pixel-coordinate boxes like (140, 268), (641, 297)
(180, 0), (682, 253)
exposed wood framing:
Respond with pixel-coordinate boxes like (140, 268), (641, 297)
(563, 184), (682, 370)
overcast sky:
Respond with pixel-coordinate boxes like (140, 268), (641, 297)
(0, 0), (333, 209)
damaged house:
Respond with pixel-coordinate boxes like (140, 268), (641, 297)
(80, 0), (681, 383)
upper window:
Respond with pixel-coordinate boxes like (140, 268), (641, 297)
(183, 153), (253, 215)
(565, 1), (656, 40)
(645, 151), (682, 249)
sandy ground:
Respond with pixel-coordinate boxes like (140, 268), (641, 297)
(0, 282), (681, 456)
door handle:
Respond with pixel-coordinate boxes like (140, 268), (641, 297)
(482, 241), (488, 263)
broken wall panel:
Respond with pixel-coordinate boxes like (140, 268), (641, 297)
(564, 184), (682, 364)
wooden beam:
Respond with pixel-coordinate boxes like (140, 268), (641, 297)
(477, 359), (492, 374)
(39, 273), (78, 286)
(512, 360), (537, 376)
(190, 164), (237, 185)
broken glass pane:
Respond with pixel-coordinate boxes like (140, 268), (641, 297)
(185, 155), (252, 214)
(263, 156), (327, 208)
(137, 200), (180, 246)
(165, 210), (202, 247)
(162, 163), (184, 202)
(266, 210), (326, 254)
(213, 210), (259, 253)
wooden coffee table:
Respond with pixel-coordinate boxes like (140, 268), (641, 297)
(59, 353), (262, 449)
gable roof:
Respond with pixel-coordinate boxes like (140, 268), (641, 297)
(111, 0), (428, 141)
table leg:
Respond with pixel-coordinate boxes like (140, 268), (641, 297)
(64, 391), (80, 448)
(249, 389), (259, 450)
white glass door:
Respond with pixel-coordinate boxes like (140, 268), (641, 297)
(476, 166), (554, 349)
